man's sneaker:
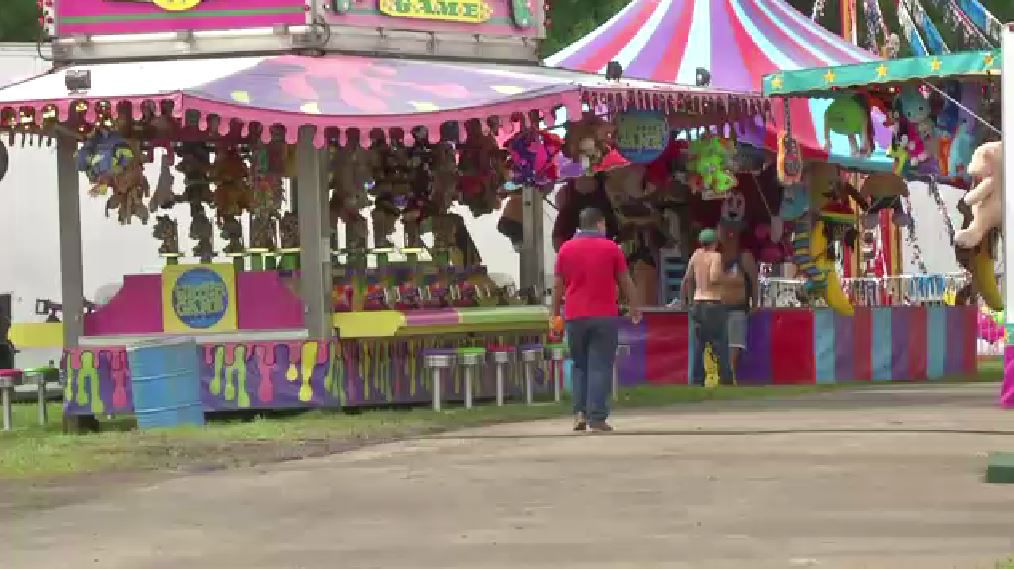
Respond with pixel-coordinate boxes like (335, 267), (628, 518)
(573, 413), (587, 431)
(588, 420), (614, 433)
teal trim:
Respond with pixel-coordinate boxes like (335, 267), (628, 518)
(763, 49), (1001, 97)
(926, 305), (947, 380)
(871, 308), (893, 382)
(813, 309), (836, 384)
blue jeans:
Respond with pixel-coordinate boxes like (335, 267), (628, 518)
(566, 317), (619, 422)
(691, 302), (733, 385)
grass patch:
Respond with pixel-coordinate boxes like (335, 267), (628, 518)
(0, 384), (846, 479)
(997, 558), (1014, 569)
(0, 357), (1001, 481)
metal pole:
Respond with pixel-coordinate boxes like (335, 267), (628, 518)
(519, 186), (545, 294)
(525, 363), (533, 405)
(495, 365), (504, 406)
(1, 387), (11, 431)
(432, 368), (442, 412)
(37, 377), (47, 426)
(57, 135), (84, 348)
(553, 361), (561, 403)
(464, 367), (473, 409)
(296, 127), (333, 339)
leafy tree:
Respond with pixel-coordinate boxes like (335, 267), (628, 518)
(0, 0), (40, 43)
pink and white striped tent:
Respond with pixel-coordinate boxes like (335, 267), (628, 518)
(545, 0), (891, 168)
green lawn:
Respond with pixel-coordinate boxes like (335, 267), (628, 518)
(0, 384), (850, 479)
(0, 356), (1001, 480)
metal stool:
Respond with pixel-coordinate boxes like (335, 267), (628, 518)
(545, 343), (567, 403)
(456, 347), (486, 410)
(0, 369), (24, 431)
(519, 344), (544, 405)
(488, 345), (515, 406)
(23, 367), (57, 426)
(613, 345), (631, 401)
(422, 348), (456, 412)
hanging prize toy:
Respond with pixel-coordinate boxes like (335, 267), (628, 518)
(777, 99), (803, 184)
(823, 94), (873, 157)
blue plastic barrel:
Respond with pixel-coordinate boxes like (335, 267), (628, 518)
(127, 337), (205, 429)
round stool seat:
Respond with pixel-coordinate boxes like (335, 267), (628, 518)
(545, 343), (567, 360)
(0, 369), (23, 389)
(422, 348), (456, 369)
(520, 344), (544, 363)
(488, 344), (515, 364)
(23, 367), (57, 385)
(457, 347), (487, 366)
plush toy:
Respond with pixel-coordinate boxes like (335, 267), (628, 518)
(148, 153), (176, 212)
(896, 86), (935, 171)
(77, 130), (134, 194)
(563, 112), (615, 174)
(687, 135), (736, 194)
(106, 154), (150, 225)
(824, 95), (872, 157)
(209, 146), (250, 221)
(458, 118), (505, 214)
(189, 208), (216, 263)
(955, 141), (1002, 248)
(279, 211), (299, 250)
(174, 143), (214, 215)
(329, 130), (373, 250)
(152, 215), (179, 256)
(719, 191), (747, 230)
(220, 215), (245, 255)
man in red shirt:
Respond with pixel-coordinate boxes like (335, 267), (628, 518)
(551, 208), (642, 432)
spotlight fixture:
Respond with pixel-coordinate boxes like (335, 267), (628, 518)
(64, 69), (91, 93)
(695, 67), (711, 87)
(605, 61), (623, 81)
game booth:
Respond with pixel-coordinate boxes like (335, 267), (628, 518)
(751, 49), (1005, 389)
(0, 0), (777, 424)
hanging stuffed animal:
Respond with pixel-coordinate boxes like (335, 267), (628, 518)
(955, 141), (1002, 249)
(824, 95), (872, 157)
(687, 135), (736, 195)
(174, 142), (214, 215)
(209, 145), (251, 222)
(895, 86), (935, 172)
(329, 129), (373, 251)
(152, 215), (179, 256)
(719, 190), (747, 231)
(563, 111), (615, 174)
(219, 215), (245, 255)
(77, 131), (135, 195)
(189, 208), (216, 263)
(148, 153), (176, 212)
(106, 151), (150, 225)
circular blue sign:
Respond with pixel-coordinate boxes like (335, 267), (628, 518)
(614, 110), (669, 164)
(172, 268), (229, 329)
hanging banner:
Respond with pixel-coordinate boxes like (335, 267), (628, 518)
(51, 0), (309, 37)
(614, 110), (669, 164)
(162, 264), (238, 334)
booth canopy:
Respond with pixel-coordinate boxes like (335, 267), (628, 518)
(0, 54), (768, 147)
(763, 49), (1002, 97)
(544, 0), (890, 170)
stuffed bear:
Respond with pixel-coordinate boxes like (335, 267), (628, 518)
(955, 141), (1002, 248)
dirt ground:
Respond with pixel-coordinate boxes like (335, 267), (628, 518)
(2, 383), (1013, 568)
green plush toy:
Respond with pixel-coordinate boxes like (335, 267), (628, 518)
(824, 95), (872, 157)
(688, 135), (736, 194)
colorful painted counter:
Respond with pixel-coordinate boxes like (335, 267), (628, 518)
(60, 305), (551, 415)
(615, 305), (978, 386)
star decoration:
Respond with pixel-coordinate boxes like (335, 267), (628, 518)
(876, 64), (888, 78)
(984, 53), (995, 69)
(929, 58), (942, 72)
(823, 69), (836, 83)
(770, 75), (783, 89)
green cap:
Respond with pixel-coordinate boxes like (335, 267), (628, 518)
(698, 228), (717, 244)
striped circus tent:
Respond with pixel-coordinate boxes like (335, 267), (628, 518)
(545, 0), (891, 169)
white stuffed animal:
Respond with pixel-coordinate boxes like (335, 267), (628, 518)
(955, 141), (1002, 249)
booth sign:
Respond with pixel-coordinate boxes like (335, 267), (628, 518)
(379, 0), (493, 23)
(162, 264), (238, 334)
(614, 110), (668, 164)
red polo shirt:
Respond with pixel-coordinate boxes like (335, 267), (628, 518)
(555, 232), (627, 320)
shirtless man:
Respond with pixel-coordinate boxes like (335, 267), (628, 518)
(718, 224), (759, 379)
(681, 228), (733, 386)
